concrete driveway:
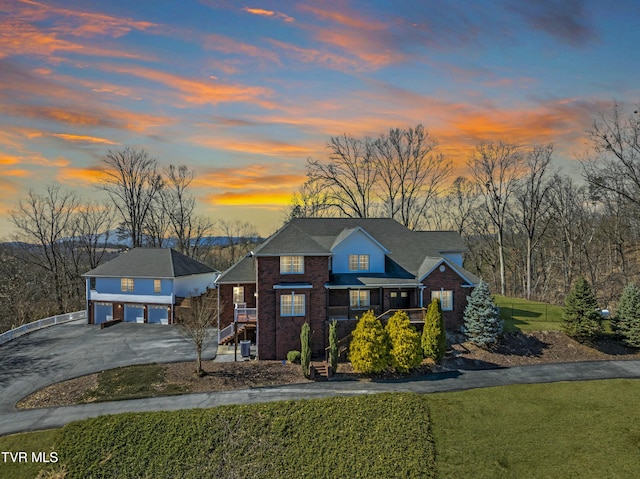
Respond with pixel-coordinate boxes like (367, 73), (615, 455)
(0, 321), (216, 414)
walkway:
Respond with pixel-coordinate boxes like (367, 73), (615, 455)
(2, 359), (640, 436)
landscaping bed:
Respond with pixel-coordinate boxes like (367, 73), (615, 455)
(17, 331), (640, 410)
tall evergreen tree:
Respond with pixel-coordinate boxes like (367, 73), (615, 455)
(562, 276), (603, 343)
(463, 281), (503, 347)
(422, 297), (447, 362)
(300, 322), (311, 378)
(612, 283), (640, 347)
(329, 319), (339, 375)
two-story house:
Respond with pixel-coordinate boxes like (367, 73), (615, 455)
(216, 218), (479, 360)
(83, 248), (218, 325)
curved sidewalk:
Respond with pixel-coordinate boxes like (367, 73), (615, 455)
(2, 360), (640, 436)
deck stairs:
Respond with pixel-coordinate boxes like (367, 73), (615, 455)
(310, 361), (330, 380)
(218, 323), (252, 345)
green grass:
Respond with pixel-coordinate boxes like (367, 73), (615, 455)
(0, 429), (59, 479)
(84, 363), (185, 402)
(5, 380), (640, 478)
(494, 295), (565, 332)
(430, 379), (640, 478)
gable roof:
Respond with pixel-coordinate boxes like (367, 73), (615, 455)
(216, 218), (477, 287)
(83, 248), (216, 279)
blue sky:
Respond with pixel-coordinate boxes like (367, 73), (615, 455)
(1, 0), (639, 236)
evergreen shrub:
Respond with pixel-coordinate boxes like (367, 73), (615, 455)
(349, 310), (390, 374)
(287, 350), (301, 364)
(463, 281), (503, 348)
(612, 283), (640, 347)
(300, 323), (311, 377)
(386, 311), (423, 373)
(422, 297), (447, 362)
(562, 276), (602, 343)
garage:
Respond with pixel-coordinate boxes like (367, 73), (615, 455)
(148, 305), (169, 324)
(94, 302), (113, 325)
(124, 304), (145, 323)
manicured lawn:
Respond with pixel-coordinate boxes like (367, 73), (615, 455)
(430, 379), (640, 478)
(494, 295), (565, 332)
(0, 429), (59, 479)
(4, 380), (640, 478)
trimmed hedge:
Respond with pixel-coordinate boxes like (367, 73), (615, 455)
(55, 393), (436, 478)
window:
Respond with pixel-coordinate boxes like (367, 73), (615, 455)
(233, 286), (245, 304)
(121, 278), (134, 292)
(431, 290), (453, 311)
(348, 254), (369, 271)
(350, 290), (370, 308)
(280, 256), (304, 274)
(89, 277), (96, 290)
(154, 279), (161, 294)
(281, 293), (305, 316)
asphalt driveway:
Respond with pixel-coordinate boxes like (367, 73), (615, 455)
(0, 321), (216, 414)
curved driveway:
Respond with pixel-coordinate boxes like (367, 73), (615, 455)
(1, 322), (640, 436)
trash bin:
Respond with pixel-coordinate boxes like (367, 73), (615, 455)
(240, 340), (251, 357)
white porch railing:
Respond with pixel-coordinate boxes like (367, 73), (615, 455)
(0, 310), (87, 346)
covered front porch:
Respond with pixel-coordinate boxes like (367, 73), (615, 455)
(326, 286), (423, 320)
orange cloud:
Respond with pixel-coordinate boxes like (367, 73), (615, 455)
(51, 133), (119, 145)
(190, 134), (316, 159)
(101, 64), (274, 108)
(204, 33), (280, 65)
(268, 39), (361, 70)
(242, 7), (294, 23)
(56, 166), (103, 186)
(194, 163), (304, 208)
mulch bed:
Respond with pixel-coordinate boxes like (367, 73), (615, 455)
(17, 331), (640, 409)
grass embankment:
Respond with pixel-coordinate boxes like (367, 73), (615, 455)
(3, 380), (640, 478)
(494, 294), (565, 332)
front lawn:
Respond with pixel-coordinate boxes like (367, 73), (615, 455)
(494, 295), (565, 332)
(5, 380), (640, 478)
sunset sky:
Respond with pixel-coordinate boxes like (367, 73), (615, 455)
(1, 0), (639, 236)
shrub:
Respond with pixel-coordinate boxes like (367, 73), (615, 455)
(612, 283), (640, 347)
(287, 350), (301, 364)
(463, 281), (503, 348)
(422, 297), (447, 362)
(329, 319), (338, 374)
(349, 310), (390, 374)
(300, 323), (311, 377)
(386, 311), (423, 373)
(562, 276), (603, 343)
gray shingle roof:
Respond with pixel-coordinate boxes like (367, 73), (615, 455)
(216, 255), (256, 284)
(216, 218), (478, 287)
(83, 248), (216, 278)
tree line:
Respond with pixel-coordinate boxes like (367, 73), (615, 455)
(1, 149), (259, 332)
(288, 103), (640, 308)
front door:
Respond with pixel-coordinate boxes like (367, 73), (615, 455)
(390, 291), (410, 309)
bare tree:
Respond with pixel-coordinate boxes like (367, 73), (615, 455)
(583, 103), (640, 208)
(286, 178), (332, 220)
(216, 220), (260, 270)
(160, 164), (196, 254)
(98, 147), (164, 247)
(513, 145), (554, 299)
(74, 202), (114, 269)
(9, 185), (80, 313)
(177, 292), (221, 376)
(307, 134), (378, 218)
(468, 141), (523, 296)
(372, 125), (452, 229)
(428, 176), (480, 235)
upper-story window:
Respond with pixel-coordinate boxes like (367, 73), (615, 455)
(281, 293), (305, 316)
(348, 254), (370, 271)
(121, 278), (134, 292)
(233, 286), (245, 304)
(89, 278), (96, 290)
(154, 279), (161, 294)
(280, 256), (304, 274)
